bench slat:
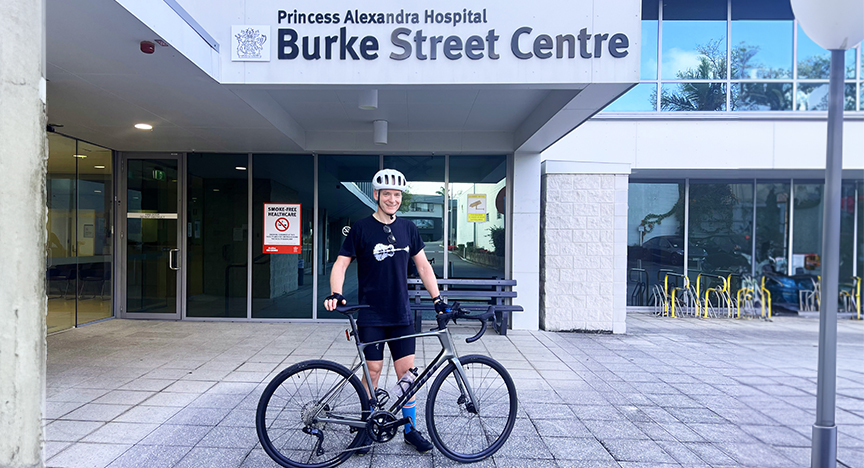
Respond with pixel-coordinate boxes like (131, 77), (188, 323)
(407, 290), (517, 298)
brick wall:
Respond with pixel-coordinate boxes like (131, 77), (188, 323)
(540, 173), (628, 333)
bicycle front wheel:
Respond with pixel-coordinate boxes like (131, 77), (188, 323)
(256, 360), (369, 468)
(426, 354), (518, 463)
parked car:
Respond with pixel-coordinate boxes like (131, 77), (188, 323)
(629, 235), (707, 267)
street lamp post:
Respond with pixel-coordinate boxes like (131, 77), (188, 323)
(788, 1), (864, 468)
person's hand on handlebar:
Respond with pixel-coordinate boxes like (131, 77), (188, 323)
(324, 293), (346, 311)
(433, 296), (449, 314)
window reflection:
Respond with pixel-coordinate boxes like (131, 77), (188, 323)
(796, 83), (857, 111)
(731, 82), (793, 111)
(797, 25), (857, 79)
(660, 82), (726, 111)
(47, 134), (78, 333)
(858, 182), (863, 279)
(662, 27), (727, 80)
(626, 182), (685, 306)
(603, 83), (657, 112)
(792, 183), (823, 276)
(731, 21), (793, 79)
(755, 182), (790, 275)
(252, 155), (314, 319)
(641, 20), (658, 80)
(689, 182), (754, 283)
(840, 183), (857, 282)
(448, 156), (506, 280)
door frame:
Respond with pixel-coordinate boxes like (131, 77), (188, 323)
(116, 152), (186, 320)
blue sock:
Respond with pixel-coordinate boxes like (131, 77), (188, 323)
(402, 401), (416, 434)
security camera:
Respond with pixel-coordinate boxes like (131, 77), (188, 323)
(140, 41), (155, 54)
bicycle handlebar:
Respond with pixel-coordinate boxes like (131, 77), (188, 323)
(435, 302), (495, 343)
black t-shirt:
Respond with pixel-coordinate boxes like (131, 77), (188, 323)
(339, 215), (425, 326)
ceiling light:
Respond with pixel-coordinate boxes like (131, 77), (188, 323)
(94, 165), (106, 169)
(213, 188), (220, 192)
(73, 154), (87, 158)
(373, 120), (388, 145)
(235, 166), (247, 171)
(94, 190), (102, 193)
(134, 123), (153, 130)
(359, 89), (378, 110)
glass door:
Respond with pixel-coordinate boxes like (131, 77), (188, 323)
(120, 154), (183, 319)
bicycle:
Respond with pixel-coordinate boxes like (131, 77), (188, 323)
(255, 302), (518, 468)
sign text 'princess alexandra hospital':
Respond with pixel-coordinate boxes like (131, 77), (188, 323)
(231, 8), (631, 64)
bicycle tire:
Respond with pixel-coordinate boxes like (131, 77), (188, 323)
(426, 354), (518, 463)
(256, 360), (369, 468)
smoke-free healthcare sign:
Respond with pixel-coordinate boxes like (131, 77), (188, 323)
(264, 203), (302, 254)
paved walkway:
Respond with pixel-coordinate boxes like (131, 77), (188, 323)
(44, 313), (863, 468)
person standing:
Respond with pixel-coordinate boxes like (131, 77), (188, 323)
(324, 168), (448, 454)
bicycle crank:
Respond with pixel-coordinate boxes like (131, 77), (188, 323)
(366, 410), (412, 443)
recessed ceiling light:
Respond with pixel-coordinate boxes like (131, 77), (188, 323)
(73, 154), (87, 158)
(235, 166), (247, 171)
(213, 188), (220, 192)
(94, 165), (106, 169)
(134, 123), (153, 130)
(94, 190), (102, 193)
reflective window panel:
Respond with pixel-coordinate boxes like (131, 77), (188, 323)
(627, 182), (685, 306)
(317, 155), (379, 319)
(252, 155), (314, 319)
(448, 156), (507, 279)
(755, 182), (791, 275)
(76, 142), (113, 325)
(796, 83), (857, 111)
(731, 21), (793, 79)
(641, 20), (659, 80)
(604, 83), (657, 112)
(46, 133), (78, 333)
(186, 154), (249, 318)
(731, 82), (793, 111)
(840, 182), (857, 282)
(660, 82), (727, 111)
(383, 155), (445, 279)
(660, 0), (727, 81)
(792, 182), (823, 276)
(797, 25), (857, 80)
(688, 182), (754, 283)
(858, 181), (863, 279)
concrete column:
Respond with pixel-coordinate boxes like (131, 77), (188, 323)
(510, 151), (541, 330)
(0, 0), (47, 466)
(539, 161), (630, 333)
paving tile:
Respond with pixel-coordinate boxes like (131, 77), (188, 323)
(46, 420), (105, 442)
(45, 441), (72, 459)
(118, 379), (175, 392)
(47, 388), (110, 404)
(140, 391), (200, 407)
(533, 419), (593, 438)
(59, 404), (132, 422)
(92, 390), (155, 406)
(81, 422), (159, 444)
(603, 439), (676, 463)
(46, 442), (131, 468)
(718, 442), (798, 467)
(197, 426), (259, 449)
(138, 424), (214, 446)
(105, 445), (191, 468)
(112, 405), (181, 424)
(46, 401), (85, 420)
(165, 407), (232, 426)
(173, 447), (250, 468)
(163, 380), (218, 393)
(543, 436), (614, 461)
(583, 419), (649, 440)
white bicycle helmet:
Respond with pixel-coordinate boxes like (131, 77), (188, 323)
(372, 169), (407, 192)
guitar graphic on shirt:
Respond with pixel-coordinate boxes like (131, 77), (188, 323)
(373, 243), (410, 261)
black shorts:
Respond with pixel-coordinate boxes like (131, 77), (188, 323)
(357, 324), (416, 361)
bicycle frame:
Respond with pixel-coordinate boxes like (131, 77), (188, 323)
(313, 312), (479, 430)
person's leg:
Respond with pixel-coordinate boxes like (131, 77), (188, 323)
(393, 354), (417, 433)
(388, 327), (432, 453)
(355, 326), (387, 456)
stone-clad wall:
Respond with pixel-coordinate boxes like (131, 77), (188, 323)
(540, 168), (628, 333)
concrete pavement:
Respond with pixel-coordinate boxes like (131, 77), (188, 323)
(44, 312), (863, 467)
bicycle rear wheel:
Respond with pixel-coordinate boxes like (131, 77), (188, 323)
(426, 354), (518, 463)
(256, 360), (369, 468)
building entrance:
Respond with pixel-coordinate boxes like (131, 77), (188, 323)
(119, 154), (183, 319)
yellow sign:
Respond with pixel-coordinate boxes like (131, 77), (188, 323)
(467, 194), (487, 222)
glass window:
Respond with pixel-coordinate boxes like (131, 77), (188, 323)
(797, 25), (857, 79)
(627, 182), (685, 306)
(688, 182), (755, 282)
(75, 142), (113, 326)
(317, 155), (380, 319)
(755, 182), (791, 275)
(858, 181), (863, 279)
(731, 0), (794, 20)
(384, 155), (445, 278)
(731, 82), (793, 110)
(448, 156), (507, 279)
(604, 83), (657, 112)
(642, 20), (659, 80)
(661, 26), (728, 80)
(47, 133), (78, 333)
(252, 155), (314, 319)
(662, 0), (727, 21)
(796, 83), (857, 111)
(840, 182), (857, 282)
(186, 154), (249, 318)
(792, 182), (823, 276)
(660, 82), (727, 111)
(642, 0), (658, 21)
(731, 21), (793, 79)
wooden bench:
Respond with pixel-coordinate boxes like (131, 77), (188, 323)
(408, 278), (522, 336)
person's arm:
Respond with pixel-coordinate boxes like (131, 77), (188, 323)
(324, 255), (353, 310)
(412, 250), (443, 308)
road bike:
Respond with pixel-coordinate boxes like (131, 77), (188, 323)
(255, 302), (518, 467)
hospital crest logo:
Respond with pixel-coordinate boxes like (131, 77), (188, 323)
(231, 26), (270, 62)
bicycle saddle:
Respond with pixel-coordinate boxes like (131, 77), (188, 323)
(334, 304), (370, 315)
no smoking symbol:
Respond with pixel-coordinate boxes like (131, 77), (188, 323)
(275, 217), (290, 232)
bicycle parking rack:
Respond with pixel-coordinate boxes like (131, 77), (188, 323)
(839, 276), (861, 319)
(628, 268), (648, 306)
(696, 273), (730, 319)
(799, 277), (821, 312)
(734, 276), (771, 319)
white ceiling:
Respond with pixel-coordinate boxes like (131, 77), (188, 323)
(46, 0), (613, 155)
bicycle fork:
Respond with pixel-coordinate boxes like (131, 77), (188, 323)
(449, 358), (481, 414)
